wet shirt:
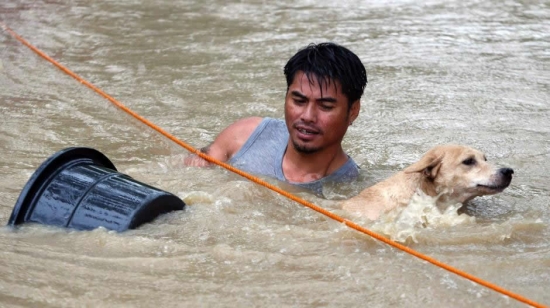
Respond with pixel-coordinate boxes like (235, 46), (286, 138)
(228, 117), (359, 195)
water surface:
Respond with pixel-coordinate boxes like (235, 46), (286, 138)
(1, 0), (549, 307)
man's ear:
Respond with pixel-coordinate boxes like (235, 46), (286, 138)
(404, 152), (443, 180)
(349, 100), (360, 125)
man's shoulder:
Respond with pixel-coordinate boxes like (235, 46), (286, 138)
(237, 117), (286, 138)
(227, 117), (287, 172)
(254, 117), (288, 139)
(259, 117), (286, 131)
(232, 116), (264, 131)
(221, 117), (264, 142)
(253, 117), (284, 125)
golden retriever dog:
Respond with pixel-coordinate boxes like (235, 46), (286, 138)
(341, 144), (514, 220)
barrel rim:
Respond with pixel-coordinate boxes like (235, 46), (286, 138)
(8, 147), (116, 226)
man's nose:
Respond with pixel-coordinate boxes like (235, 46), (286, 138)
(301, 103), (317, 122)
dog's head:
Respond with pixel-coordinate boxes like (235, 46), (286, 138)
(404, 144), (513, 204)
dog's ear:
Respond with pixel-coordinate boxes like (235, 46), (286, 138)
(404, 152), (443, 180)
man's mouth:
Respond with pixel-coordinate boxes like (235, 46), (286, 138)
(297, 127), (317, 135)
(294, 123), (320, 135)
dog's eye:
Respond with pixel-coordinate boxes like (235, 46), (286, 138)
(462, 158), (476, 166)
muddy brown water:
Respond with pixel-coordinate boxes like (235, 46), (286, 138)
(1, 1), (549, 307)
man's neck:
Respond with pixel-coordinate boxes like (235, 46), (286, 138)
(281, 144), (347, 183)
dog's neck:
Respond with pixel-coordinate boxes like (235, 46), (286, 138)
(414, 173), (458, 206)
(417, 177), (438, 198)
(414, 173), (457, 207)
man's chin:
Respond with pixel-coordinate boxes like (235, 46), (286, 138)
(292, 140), (321, 154)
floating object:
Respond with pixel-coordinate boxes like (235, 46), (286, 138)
(8, 147), (185, 232)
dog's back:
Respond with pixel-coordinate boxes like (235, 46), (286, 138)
(341, 171), (423, 220)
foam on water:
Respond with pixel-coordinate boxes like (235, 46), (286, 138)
(372, 190), (475, 243)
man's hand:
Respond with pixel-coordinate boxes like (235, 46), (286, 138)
(183, 146), (212, 167)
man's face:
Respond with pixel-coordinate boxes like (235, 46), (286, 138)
(284, 71), (359, 154)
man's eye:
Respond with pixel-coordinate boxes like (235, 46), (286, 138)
(293, 99), (306, 104)
(462, 158), (476, 166)
(320, 104), (334, 110)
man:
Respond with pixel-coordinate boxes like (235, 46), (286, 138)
(184, 42), (367, 195)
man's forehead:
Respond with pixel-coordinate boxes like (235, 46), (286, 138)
(291, 71), (341, 94)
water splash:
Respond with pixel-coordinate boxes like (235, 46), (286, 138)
(372, 190), (475, 243)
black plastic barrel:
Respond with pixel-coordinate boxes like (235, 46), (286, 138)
(8, 147), (185, 232)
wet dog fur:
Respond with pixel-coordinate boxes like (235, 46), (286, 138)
(341, 144), (514, 220)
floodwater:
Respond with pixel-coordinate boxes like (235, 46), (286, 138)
(1, 0), (549, 307)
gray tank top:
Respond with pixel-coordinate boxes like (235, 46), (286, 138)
(228, 117), (359, 195)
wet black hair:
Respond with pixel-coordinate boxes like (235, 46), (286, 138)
(284, 42), (367, 109)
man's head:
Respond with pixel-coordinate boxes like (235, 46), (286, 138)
(283, 43), (367, 155)
(284, 42), (367, 109)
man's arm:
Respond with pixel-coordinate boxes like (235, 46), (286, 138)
(183, 117), (263, 166)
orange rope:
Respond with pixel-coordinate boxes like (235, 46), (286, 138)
(2, 23), (546, 308)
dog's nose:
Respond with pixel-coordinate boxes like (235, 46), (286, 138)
(499, 168), (514, 177)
